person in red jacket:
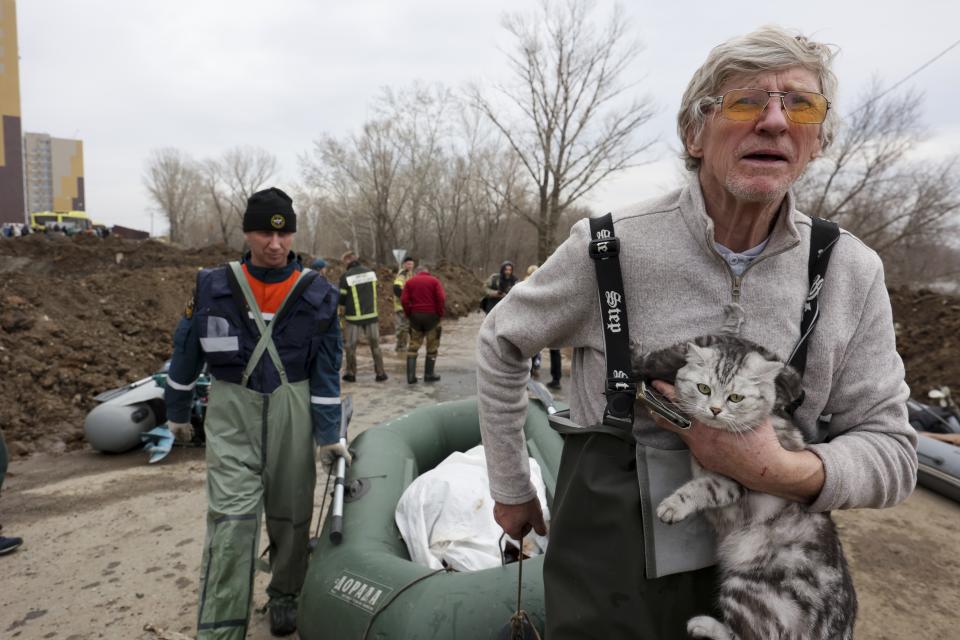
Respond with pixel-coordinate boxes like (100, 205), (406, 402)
(400, 266), (446, 384)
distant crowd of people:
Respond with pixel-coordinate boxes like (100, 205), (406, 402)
(0, 223), (32, 238)
(0, 223), (110, 238)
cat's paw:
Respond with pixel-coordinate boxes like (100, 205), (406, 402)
(656, 494), (695, 524)
(687, 615), (732, 640)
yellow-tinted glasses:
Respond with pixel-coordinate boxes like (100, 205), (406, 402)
(708, 89), (831, 124)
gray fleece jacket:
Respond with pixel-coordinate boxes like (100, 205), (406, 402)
(478, 173), (917, 513)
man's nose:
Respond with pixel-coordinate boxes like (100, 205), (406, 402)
(268, 233), (282, 248)
(755, 96), (789, 134)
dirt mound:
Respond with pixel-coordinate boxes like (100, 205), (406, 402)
(0, 235), (484, 456)
(0, 233), (238, 275)
(889, 287), (960, 399)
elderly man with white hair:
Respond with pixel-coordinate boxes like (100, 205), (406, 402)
(477, 25), (917, 638)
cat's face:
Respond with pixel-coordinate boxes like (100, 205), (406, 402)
(674, 343), (782, 432)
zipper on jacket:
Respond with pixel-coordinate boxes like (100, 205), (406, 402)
(706, 230), (800, 305)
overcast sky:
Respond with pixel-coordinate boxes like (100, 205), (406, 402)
(15, 0), (960, 235)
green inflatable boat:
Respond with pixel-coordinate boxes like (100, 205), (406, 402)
(298, 397), (563, 639)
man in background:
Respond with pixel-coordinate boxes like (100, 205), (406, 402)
(401, 265), (446, 384)
(311, 257), (328, 280)
(482, 261), (518, 313)
(339, 252), (388, 382)
(393, 256), (416, 353)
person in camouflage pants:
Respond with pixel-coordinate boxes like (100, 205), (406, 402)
(400, 266), (446, 384)
(393, 257), (416, 353)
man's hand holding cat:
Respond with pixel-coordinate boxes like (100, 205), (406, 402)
(650, 380), (825, 503)
(494, 498), (548, 541)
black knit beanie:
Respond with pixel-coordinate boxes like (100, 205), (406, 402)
(243, 187), (297, 232)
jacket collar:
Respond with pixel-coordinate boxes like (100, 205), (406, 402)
(678, 171), (802, 258)
(241, 251), (300, 283)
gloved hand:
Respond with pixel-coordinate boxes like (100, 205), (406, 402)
(168, 421), (194, 442)
(316, 442), (352, 473)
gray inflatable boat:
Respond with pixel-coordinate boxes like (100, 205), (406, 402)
(916, 434), (960, 503)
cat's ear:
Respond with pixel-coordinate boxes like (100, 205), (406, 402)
(775, 363), (804, 406)
(686, 342), (713, 366)
(744, 352), (783, 382)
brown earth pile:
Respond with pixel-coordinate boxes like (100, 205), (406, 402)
(0, 235), (484, 455)
(889, 287), (960, 399)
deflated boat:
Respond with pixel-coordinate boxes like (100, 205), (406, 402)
(83, 363), (209, 453)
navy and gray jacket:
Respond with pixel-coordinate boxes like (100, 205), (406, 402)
(164, 254), (343, 446)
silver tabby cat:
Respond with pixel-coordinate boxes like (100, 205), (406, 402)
(633, 335), (856, 640)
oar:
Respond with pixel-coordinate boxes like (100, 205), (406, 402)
(329, 395), (354, 544)
(309, 395), (353, 551)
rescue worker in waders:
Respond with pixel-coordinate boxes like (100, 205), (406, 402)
(164, 187), (346, 638)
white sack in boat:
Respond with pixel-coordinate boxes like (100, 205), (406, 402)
(395, 444), (550, 572)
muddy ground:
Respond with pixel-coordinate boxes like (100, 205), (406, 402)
(1, 312), (959, 639)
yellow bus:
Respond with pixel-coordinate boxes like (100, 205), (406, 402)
(30, 211), (95, 233)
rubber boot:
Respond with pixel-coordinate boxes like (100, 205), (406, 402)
(424, 356), (441, 383)
(406, 357), (418, 384)
(269, 599), (298, 636)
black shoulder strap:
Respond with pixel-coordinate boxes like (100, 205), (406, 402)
(588, 214), (636, 429)
(785, 217), (840, 413)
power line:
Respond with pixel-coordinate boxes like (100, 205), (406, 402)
(850, 37), (960, 113)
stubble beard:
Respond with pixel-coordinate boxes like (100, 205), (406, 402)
(724, 173), (791, 204)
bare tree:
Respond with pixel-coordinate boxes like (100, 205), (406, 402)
(796, 82), (960, 268)
(198, 159), (237, 247)
(190, 147), (278, 249)
(143, 148), (202, 244)
(470, 0), (656, 261)
(303, 120), (414, 264)
(219, 146), (278, 225)
(377, 84), (456, 258)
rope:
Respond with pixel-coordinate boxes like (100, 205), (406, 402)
(360, 568), (452, 640)
(500, 533), (544, 640)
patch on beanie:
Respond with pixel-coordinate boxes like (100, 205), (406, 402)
(271, 214), (286, 229)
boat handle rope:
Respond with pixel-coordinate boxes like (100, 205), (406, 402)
(360, 567), (452, 640)
(499, 533), (544, 640)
